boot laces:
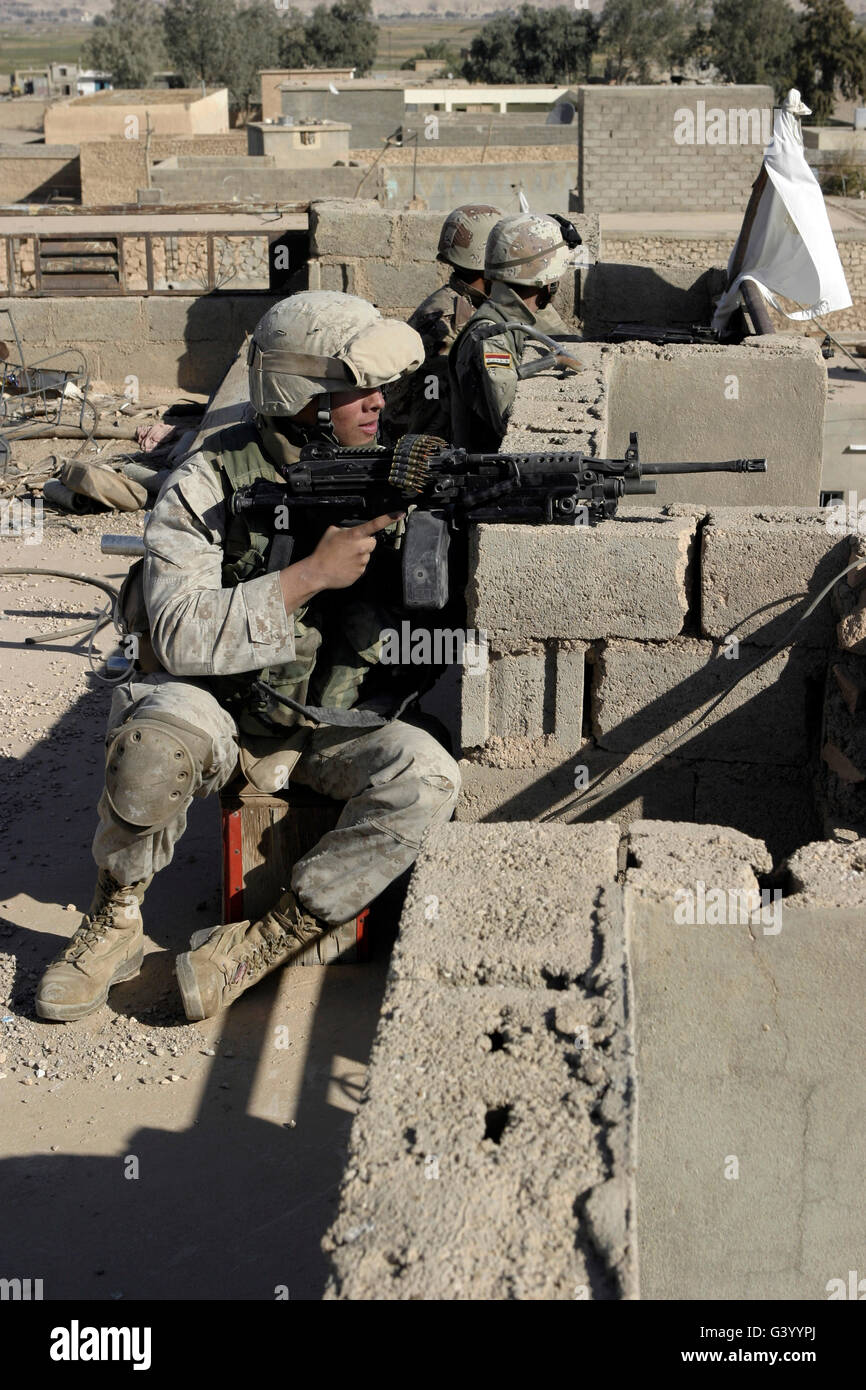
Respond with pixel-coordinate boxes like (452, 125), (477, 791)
(230, 910), (322, 984)
(64, 894), (138, 961)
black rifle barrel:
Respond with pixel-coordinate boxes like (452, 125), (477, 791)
(640, 458), (767, 475)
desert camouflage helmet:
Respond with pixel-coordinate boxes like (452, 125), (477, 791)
(484, 213), (576, 288)
(248, 290), (424, 417)
(437, 204), (503, 273)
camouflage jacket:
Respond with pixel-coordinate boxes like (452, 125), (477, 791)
(381, 274), (486, 442)
(449, 281), (550, 453)
(143, 421), (408, 736)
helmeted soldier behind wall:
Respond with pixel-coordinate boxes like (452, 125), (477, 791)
(449, 213), (578, 452)
(380, 203), (501, 442)
(36, 291), (462, 1025)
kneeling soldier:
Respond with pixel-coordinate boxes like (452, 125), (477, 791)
(36, 291), (462, 1023)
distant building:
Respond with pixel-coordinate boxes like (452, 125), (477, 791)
(259, 68), (356, 123)
(44, 87), (230, 143)
(76, 71), (113, 96)
(247, 118), (351, 167)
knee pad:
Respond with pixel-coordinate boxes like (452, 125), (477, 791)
(104, 716), (211, 831)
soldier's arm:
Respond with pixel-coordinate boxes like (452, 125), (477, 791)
(458, 327), (518, 440)
(144, 455), (299, 678)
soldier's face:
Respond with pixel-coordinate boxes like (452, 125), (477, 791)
(331, 387), (386, 445)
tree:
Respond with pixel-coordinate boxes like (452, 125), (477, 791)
(794, 0), (866, 122)
(83, 0), (167, 88)
(462, 5), (598, 83)
(701, 0), (796, 96)
(299, 0), (379, 75)
(600, 0), (692, 82)
(163, 0), (238, 88)
(221, 0), (287, 116)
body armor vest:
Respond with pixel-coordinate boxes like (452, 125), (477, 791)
(203, 423), (396, 736)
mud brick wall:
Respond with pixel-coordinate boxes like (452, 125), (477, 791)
(79, 133), (247, 205)
(603, 230), (866, 335)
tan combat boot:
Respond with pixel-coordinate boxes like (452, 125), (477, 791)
(36, 869), (150, 1022)
(175, 887), (337, 1022)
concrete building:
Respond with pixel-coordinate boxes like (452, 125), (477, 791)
(246, 120), (351, 167)
(43, 87), (230, 144)
(259, 68), (356, 123)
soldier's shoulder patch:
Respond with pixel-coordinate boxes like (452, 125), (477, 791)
(483, 349), (513, 369)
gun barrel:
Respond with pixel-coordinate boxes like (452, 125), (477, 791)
(639, 458), (767, 475)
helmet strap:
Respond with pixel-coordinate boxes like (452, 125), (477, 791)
(316, 393), (332, 430)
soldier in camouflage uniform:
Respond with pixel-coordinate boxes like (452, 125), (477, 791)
(449, 213), (579, 452)
(381, 204), (502, 442)
(36, 291), (462, 1024)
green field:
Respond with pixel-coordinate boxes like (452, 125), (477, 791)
(0, 18), (482, 77)
(375, 19), (483, 69)
(0, 25), (91, 72)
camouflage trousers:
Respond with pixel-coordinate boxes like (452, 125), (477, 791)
(92, 674), (461, 924)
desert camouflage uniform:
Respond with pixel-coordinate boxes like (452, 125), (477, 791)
(93, 422), (461, 925)
(382, 273), (486, 440)
(448, 281), (545, 452)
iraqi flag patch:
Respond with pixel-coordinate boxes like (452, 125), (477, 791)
(483, 349), (513, 369)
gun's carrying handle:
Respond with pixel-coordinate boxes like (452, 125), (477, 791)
(402, 510), (450, 610)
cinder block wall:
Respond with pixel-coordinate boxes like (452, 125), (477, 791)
(0, 293), (276, 392)
(308, 198), (599, 322)
(457, 489), (846, 861)
(578, 85), (774, 213)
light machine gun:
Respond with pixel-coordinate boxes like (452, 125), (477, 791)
(231, 431), (767, 610)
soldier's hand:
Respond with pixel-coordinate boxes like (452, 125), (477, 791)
(308, 512), (405, 590)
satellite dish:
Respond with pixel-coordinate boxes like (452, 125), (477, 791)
(328, 83), (339, 95)
(546, 101), (575, 126)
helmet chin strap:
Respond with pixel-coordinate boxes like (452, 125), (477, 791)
(316, 392), (333, 433)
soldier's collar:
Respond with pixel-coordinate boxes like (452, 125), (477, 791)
(488, 280), (538, 324)
(449, 272), (487, 308)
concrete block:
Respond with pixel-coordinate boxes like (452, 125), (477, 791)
(397, 210), (448, 262)
(391, 822), (620, 988)
(592, 638), (826, 766)
(459, 664), (489, 748)
(467, 518), (695, 645)
(607, 338), (825, 509)
(317, 260), (357, 294)
(456, 746), (696, 826)
(361, 258), (444, 309)
(692, 759), (819, 864)
(628, 898), (866, 1298)
(582, 262), (721, 333)
(784, 838), (866, 908)
(52, 296), (143, 345)
(625, 818), (771, 902)
(0, 297), (52, 346)
(325, 965), (636, 1298)
(488, 652), (547, 739)
(554, 643), (587, 748)
(701, 507), (849, 647)
(309, 198), (395, 258)
(145, 295), (249, 344)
